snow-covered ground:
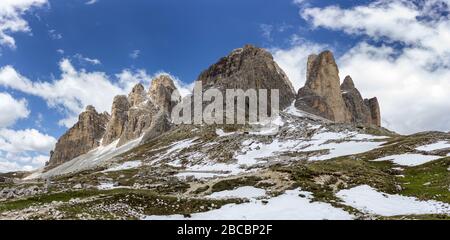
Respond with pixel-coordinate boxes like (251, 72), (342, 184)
(143, 188), (353, 220)
(215, 129), (235, 137)
(207, 186), (266, 199)
(416, 141), (450, 152)
(102, 160), (142, 173)
(25, 137), (143, 180)
(337, 185), (450, 216)
(372, 154), (442, 166)
(176, 127), (386, 180)
(305, 141), (384, 161)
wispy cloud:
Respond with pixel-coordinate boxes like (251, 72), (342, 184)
(48, 29), (63, 40)
(74, 53), (101, 65)
(0, 0), (48, 49)
(130, 49), (140, 59)
(85, 0), (98, 5)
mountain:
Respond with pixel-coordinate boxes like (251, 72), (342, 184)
(1, 45), (449, 220)
(296, 51), (381, 127)
(45, 75), (178, 169)
(46, 106), (110, 169)
(198, 44), (296, 110)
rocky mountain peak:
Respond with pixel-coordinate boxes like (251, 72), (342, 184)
(296, 51), (381, 127)
(341, 76), (356, 90)
(198, 44), (296, 110)
(128, 83), (147, 106)
(149, 74), (177, 113)
(102, 95), (130, 146)
(85, 105), (96, 112)
(296, 51), (351, 122)
(46, 105), (110, 169)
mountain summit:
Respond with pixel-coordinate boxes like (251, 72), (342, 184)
(296, 51), (381, 127)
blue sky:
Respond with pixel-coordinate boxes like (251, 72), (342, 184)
(1, 0), (450, 172)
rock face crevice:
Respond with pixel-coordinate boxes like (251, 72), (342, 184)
(46, 106), (110, 169)
(296, 50), (381, 126)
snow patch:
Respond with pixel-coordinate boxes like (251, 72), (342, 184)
(373, 154), (442, 166)
(207, 187), (266, 199)
(416, 141), (450, 152)
(102, 160), (142, 173)
(215, 129), (235, 137)
(143, 188), (353, 220)
(28, 137), (143, 179)
(337, 185), (450, 216)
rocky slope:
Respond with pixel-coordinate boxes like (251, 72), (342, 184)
(3, 45), (448, 220)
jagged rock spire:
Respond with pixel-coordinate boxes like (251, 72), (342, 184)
(296, 51), (381, 127)
(102, 95), (129, 146)
(341, 75), (373, 125)
(296, 51), (351, 122)
(365, 97), (381, 127)
(149, 74), (178, 114)
(128, 83), (147, 107)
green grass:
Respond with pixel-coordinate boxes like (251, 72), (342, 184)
(211, 176), (263, 193)
(58, 189), (241, 220)
(0, 190), (103, 213)
(400, 157), (450, 203)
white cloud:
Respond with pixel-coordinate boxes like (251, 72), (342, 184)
(129, 49), (140, 59)
(0, 92), (29, 128)
(48, 29), (62, 40)
(74, 53), (101, 65)
(0, 152), (49, 172)
(272, 0), (450, 134)
(0, 60), (191, 128)
(85, 0), (98, 5)
(260, 24), (274, 41)
(0, 128), (56, 153)
(0, 0), (48, 48)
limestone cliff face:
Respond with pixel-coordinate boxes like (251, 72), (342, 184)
(197, 44), (296, 110)
(149, 74), (178, 114)
(341, 76), (373, 125)
(46, 106), (110, 169)
(102, 95), (129, 146)
(296, 51), (381, 127)
(296, 51), (351, 122)
(365, 97), (381, 127)
(117, 84), (158, 146)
